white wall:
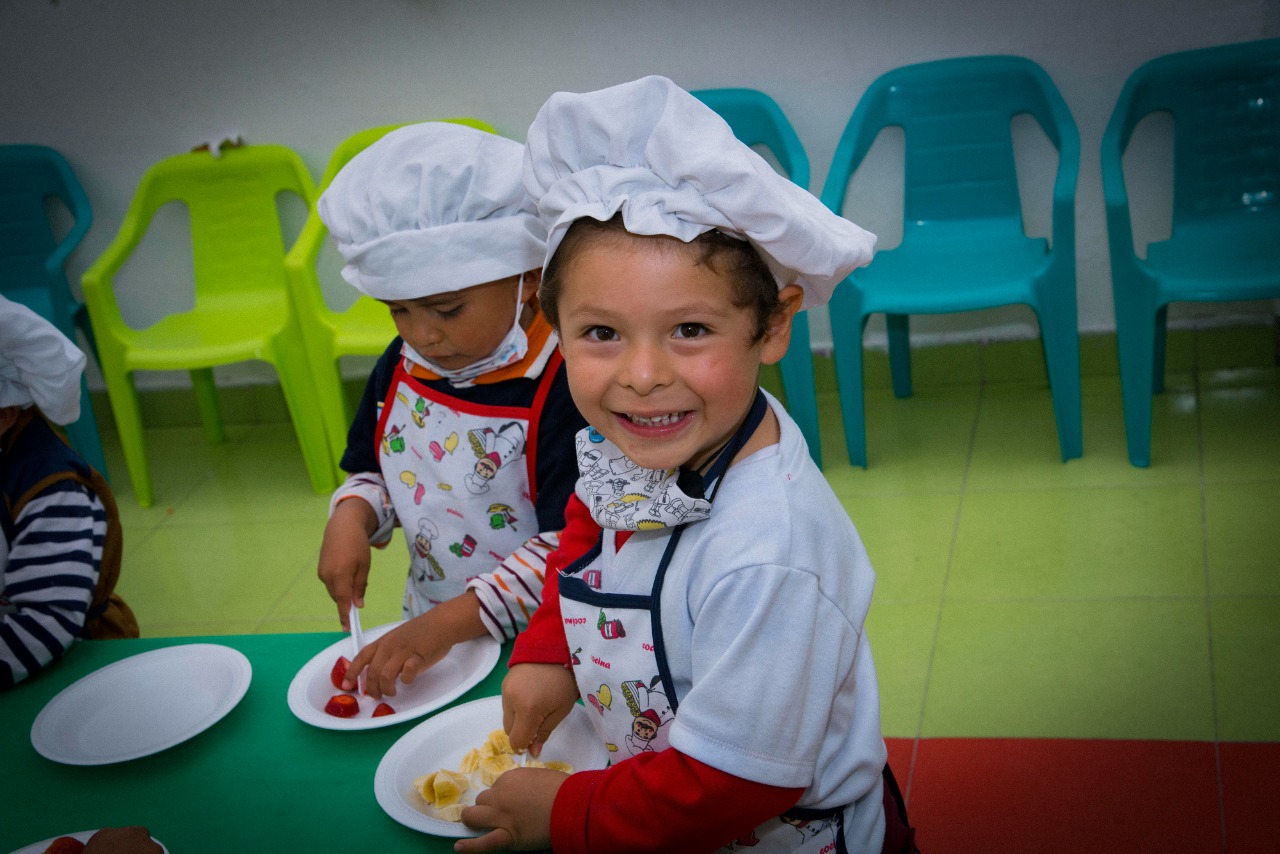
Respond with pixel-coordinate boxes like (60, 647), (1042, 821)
(3, 0), (1276, 386)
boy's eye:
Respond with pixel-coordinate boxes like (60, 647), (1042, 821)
(386, 305), (407, 317)
(585, 326), (619, 342)
(674, 323), (708, 339)
(434, 305), (464, 320)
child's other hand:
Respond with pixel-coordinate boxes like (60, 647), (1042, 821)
(454, 766), (566, 853)
(501, 663), (579, 759)
(343, 591), (489, 699)
(317, 499), (377, 629)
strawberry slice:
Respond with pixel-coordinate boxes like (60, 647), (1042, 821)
(324, 694), (359, 718)
(42, 838), (86, 854)
(330, 655), (351, 690)
(372, 702), (396, 717)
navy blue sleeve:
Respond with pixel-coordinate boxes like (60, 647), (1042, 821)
(533, 359), (587, 533)
(339, 337), (403, 475)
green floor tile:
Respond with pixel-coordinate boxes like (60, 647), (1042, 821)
(1211, 597), (1280, 742)
(838, 492), (960, 604)
(1199, 374), (1280, 482)
(140, 620), (261, 638)
(264, 541), (407, 628)
(923, 599), (1215, 740)
(1205, 481), (1280, 597)
(947, 484), (1207, 600)
(865, 601), (939, 738)
(979, 338), (1050, 385)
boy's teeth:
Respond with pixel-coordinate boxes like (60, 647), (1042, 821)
(630, 412), (680, 427)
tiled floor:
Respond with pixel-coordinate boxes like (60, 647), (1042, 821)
(90, 325), (1279, 852)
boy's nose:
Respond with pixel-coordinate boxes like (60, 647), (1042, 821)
(619, 340), (671, 394)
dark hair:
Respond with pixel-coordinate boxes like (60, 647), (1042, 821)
(540, 213), (783, 341)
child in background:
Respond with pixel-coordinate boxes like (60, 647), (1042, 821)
(315, 123), (586, 697)
(456, 77), (916, 854)
(1, 295), (138, 689)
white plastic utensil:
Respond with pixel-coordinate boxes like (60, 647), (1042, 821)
(349, 603), (366, 693)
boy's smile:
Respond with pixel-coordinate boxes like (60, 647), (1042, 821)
(555, 232), (794, 472)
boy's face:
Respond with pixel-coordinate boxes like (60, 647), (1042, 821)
(383, 271), (539, 371)
(555, 232), (792, 472)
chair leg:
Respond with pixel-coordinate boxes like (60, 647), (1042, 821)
(102, 366), (154, 507)
(272, 343), (339, 495)
(190, 368), (225, 445)
(887, 313), (913, 399)
(1038, 309), (1083, 461)
(1152, 305), (1168, 395)
(832, 316), (870, 468)
(777, 311), (823, 469)
(1115, 301), (1159, 468)
(65, 377), (110, 478)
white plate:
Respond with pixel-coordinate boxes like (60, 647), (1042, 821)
(374, 695), (608, 838)
(30, 643), (251, 766)
(286, 622), (500, 730)
(8, 829), (168, 854)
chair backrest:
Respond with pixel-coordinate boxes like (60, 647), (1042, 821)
(691, 88), (810, 188)
(130, 144), (315, 302)
(827, 55), (1074, 238)
(1108, 39), (1280, 229)
(0, 145), (87, 286)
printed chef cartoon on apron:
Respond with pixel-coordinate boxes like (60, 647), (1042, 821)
(376, 353), (556, 616)
(558, 393), (852, 853)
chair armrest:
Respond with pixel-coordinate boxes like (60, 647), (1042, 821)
(283, 209), (331, 317)
(45, 156), (94, 278)
(1100, 84), (1142, 262)
(80, 201), (153, 330)
(819, 87), (889, 215)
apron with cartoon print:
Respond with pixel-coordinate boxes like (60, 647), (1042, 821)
(376, 351), (561, 616)
(559, 393), (853, 853)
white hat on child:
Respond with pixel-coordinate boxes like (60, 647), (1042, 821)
(0, 295), (87, 426)
(318, 122), (546, 301)
(523, 75), (876, 308)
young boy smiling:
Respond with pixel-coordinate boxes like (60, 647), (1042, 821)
(454, 78), (916, 854)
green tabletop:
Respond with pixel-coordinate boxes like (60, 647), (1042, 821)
(1, 632), (509, 852)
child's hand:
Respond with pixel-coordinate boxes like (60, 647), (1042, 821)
(501, 663), (580, 759)
(342, 593), (487, 699)
(454, 766), (567, 853)
(317, 499), (377, 629)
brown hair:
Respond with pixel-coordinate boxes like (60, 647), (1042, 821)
(540, 214), (784, 342)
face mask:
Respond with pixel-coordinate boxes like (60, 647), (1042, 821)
(573, 427), (713, 531)
(404, 273), (529, 387)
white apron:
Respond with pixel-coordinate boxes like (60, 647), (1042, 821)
(559, 394), (854, 853)
(376, 352), (561, 616)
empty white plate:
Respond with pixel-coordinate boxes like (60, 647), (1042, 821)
(30, 643), (252, 766)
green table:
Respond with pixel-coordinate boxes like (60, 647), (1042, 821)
(1, 633), (508, 852)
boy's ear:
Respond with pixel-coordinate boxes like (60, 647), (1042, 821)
(760, 284), (804, 365)
(520, 268), (543, 304)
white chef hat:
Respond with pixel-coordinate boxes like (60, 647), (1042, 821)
(0, 295), (87, 426)
(523, 75), (876, 309)
(318, 122), (546, 301)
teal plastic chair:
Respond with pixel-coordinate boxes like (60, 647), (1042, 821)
(284, 119), (498, 478)
(0, 144), (108, 476)
(1102, 38), (1280, 467)
(82, 144), (336, 507)
(692, 88), (825, 469)
(821, 56), (1082, 467)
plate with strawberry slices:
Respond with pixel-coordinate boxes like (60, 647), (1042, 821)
(286, 621), (500, 730)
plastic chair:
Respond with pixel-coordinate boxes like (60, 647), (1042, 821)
(284, 118), (498, 476)
(820, 55), (1082, 467)
(0, 144), (108, 476)
(692, 88), (826, 469)
(1102, 38), (1280, 467)
(81, 144), (336, 507)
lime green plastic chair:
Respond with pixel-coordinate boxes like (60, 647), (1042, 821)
(1102, 38), (1280, 467)
(81, 144), (336, 507)
(692, 88), (825, 469)
(284, 118), (498, 476)
(821, 55), (1082, 468)
(0, 144), (108, 477)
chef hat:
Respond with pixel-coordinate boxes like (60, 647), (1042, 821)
(523, 75), (876, 308)
(0, 295), (87, 426)
(318, 122), (546, 301)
